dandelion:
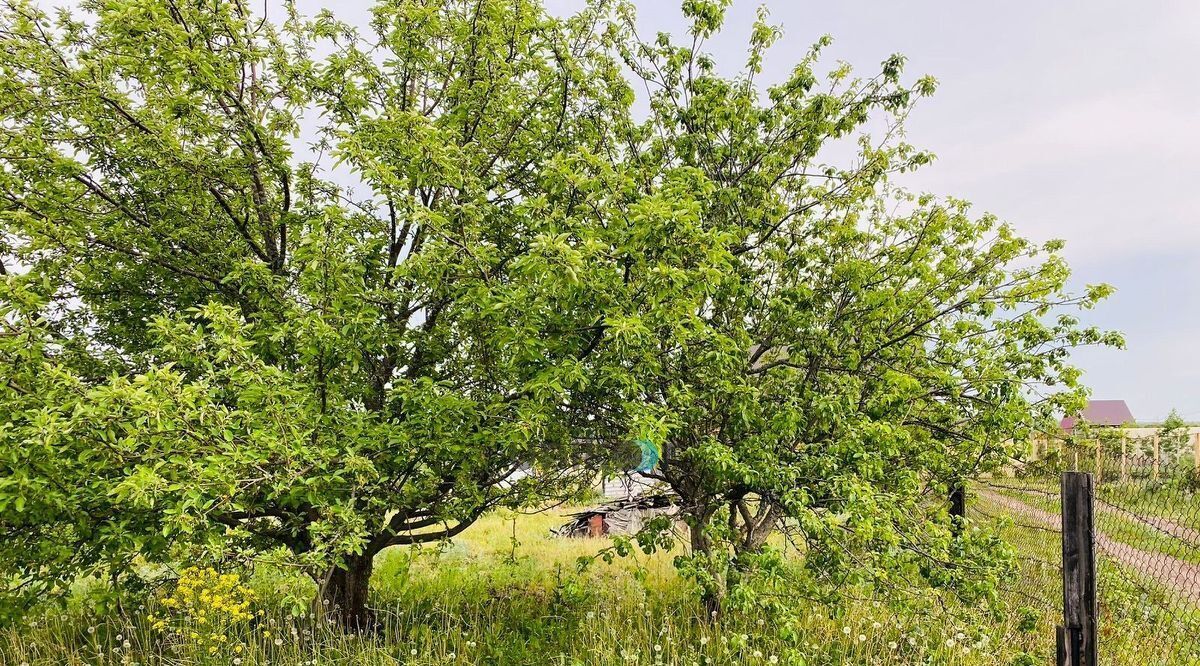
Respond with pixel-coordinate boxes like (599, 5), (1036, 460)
(274, 638), (284, 646)
(411, 648), (419, 656)
(842, 626), (851, 635)
(769, 656), (778, 664)
(945, 638), (956, 648)
(700, 636), (709, 646)
(654, 644), (663, 652)
(753, 650), (763, 658)
(858, 634), (866, 643)
(888, 641), (898, 649)
(871, 621), (881, 629)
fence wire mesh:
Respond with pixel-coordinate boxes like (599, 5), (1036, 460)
(971, 430), (1200, 664)
(969, 477), (1063, 662)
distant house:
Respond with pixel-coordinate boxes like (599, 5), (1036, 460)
(1060, 400), (1135, 433)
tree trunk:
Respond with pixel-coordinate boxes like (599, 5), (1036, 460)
(738, 502), (781, 553)
(320, 553), (376, 631)
(688, 513), (726, 621)
(727, 501), (780, 607)
(701, 582), (724, 620)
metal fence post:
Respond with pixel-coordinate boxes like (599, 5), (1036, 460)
(1059, 471), (1098, 666)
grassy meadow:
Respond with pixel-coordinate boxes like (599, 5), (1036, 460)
(1, 504), (1193, 666)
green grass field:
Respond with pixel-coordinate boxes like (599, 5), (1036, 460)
(1, 504), (1196, 665)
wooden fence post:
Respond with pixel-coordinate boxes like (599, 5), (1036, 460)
(1094, 439), (1102, 484)
(1153, 434), (1161, 481)
(1193, 432), (1200, 474)
(949, 478), (966, 537)
(1059, 472), (1098, 666)
(1120, 435), (1128, 483)
(1057, 625), (1068, 666)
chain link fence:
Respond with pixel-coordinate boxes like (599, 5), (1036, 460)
(971, 430), (1200, 664)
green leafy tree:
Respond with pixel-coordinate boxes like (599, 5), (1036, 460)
(0, 0), (1126, 629)
(1157, 409), (1189, 466)
(576, 1), (1123, 615)
(0, 0), (632, 626)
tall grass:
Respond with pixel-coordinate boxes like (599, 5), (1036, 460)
(0, 506), (1186, 665)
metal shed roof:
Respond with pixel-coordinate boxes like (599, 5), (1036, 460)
(1060, 400), (1135, 431)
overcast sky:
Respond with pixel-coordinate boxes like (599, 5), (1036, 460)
(287, 0), (1199, 421)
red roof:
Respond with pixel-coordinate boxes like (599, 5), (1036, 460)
(1060, 400), (1135, 431)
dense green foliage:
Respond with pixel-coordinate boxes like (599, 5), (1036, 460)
(568, 1), (1122, 613)
(0, 0), (1119, 631)
(0, 0), (635, 623)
